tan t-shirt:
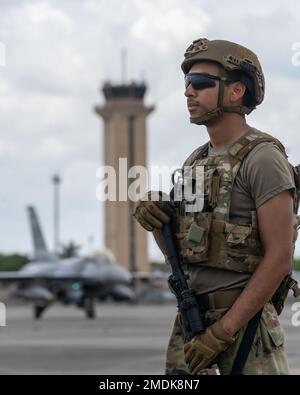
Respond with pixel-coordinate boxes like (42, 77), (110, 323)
(188, 128), (295, 295)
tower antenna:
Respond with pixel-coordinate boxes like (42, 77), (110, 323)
(121, 49), (127, 83)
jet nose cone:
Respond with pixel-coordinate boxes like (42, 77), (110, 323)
(113, 265), (132, 284)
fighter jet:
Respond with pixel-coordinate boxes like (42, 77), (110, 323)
(0, 207), (132, 319)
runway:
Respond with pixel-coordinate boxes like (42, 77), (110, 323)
(0, 301), (299, 375)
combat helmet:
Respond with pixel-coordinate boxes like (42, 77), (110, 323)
(182, 38), (265, 125)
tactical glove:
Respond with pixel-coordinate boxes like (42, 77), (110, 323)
(184, 321), (235, 375)
(133, 191), (175, 231)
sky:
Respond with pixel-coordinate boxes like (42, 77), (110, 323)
(0, 0), (300, 261)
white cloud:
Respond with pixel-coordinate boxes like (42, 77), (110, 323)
(131, 6), (210, 54)
(26, 2), (73, 31)
(0, 141), (16, 156)
(38, 136), (70, 158)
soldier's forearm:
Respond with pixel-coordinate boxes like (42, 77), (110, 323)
(219, 254), (291, 337)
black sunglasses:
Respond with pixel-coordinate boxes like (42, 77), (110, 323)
(185, 73), (234, 90)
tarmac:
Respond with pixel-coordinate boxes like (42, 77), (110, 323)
(0, 300), (299, 375)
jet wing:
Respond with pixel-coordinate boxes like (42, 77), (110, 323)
(0, 258), (131, 285)
(0, 272), (24, 281)
(0, 271), (87, 282)
(0, 271), (57, 282)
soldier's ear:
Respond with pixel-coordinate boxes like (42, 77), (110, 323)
(230, 81), (246, 103)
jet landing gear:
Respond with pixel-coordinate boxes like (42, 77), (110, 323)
(33, 303), (48, 320)
(83, 297), (96, 319)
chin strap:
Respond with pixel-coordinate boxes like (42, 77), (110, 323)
(190, 68), (255, 126)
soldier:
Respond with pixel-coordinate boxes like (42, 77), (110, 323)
(134, 38), (299, 375)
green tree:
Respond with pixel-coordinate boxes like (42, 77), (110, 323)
(294, 259), (300, 271)
(0, 254), (29, 271)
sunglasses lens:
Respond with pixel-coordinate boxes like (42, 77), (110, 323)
(185, 74), (217, 90)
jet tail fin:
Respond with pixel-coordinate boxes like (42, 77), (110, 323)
(27, 206), (56, 261)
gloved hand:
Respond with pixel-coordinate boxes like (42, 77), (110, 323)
(133, 191), (175, 231)
(184, 321), (235, 375)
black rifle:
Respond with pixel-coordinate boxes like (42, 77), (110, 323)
(162, 223), (220, 375)
(161, 222), (204, 342)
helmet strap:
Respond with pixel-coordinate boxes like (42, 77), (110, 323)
(190, 68), (253, 125)
(190, 69), (226, 125)
(222, 105), (254, 115)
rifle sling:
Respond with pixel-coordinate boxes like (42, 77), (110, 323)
(230, 308), (263, 375)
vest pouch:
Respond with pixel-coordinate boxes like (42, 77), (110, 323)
(225, 223), (251, 245)
(175, 212), (212, 264)
(221, 222), (263, 273)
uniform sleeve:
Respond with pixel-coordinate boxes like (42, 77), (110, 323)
(242, 143), (295, 209)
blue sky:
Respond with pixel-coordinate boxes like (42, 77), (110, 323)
(0, 0), (300, 260)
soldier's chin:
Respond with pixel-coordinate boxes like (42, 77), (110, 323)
(189, 110), (202, 120)
(189, 110), (206, 125)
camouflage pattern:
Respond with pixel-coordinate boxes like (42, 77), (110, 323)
(165, 303), (290, 375)
(173, 128), (299, 274)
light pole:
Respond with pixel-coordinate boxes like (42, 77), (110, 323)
(52, 174), (61, 255)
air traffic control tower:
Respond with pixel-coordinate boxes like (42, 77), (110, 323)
(95, 81), (154, 272)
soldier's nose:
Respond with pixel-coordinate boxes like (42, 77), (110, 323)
(184, 83), (196, 98)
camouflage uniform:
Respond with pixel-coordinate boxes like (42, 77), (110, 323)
(165, 303), (289, 375)
(165, 128), (299, 375)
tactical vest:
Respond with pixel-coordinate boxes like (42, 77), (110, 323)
(172, 129), (300, 313)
